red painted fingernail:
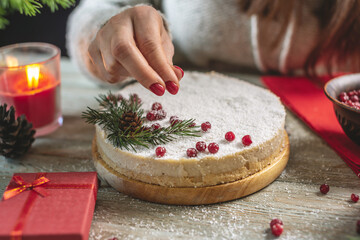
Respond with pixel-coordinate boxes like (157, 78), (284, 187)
(150, 83), (165, 96)
(174, 65), (184, 78)
(165, 81), (179, 95)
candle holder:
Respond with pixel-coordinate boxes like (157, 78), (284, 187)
(0, 42), (62, 137)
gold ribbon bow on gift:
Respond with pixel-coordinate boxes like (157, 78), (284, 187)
(3, 175), (50, 200)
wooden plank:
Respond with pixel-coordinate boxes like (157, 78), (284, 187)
(0, 59), (359, 239)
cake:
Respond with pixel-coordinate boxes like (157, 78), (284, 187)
(92, 72), (288, 196)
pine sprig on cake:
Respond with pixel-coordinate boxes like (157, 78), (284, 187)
(82, 92), (200, 152)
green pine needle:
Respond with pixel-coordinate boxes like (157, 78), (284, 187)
(82, 92), (201, 152)
(0, 0), (75, 29)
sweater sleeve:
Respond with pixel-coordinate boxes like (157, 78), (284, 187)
(66, 0), (163, 85)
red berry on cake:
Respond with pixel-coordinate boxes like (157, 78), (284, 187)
(152, 102), (162, 110)
(187, 148), (198, 157)
(130, 93), (141, 104)
(270, 218), (283, 228)
(225, 131), (235, 142)
(242, 135), (252, 146)
(152, 123), (161, 130)
(170, 116), (182, 126)
(196, 141), (207, 152)
(155, 109), (167, 120)
(155, 147), (166, 157)
(271, 223), (283, 237)
(351, 193), (359, 203)
(201, 122), (211, 132)
(146, 111), (157, 121)
(208, 143), (219, 154)
(320, 184), (329, 194)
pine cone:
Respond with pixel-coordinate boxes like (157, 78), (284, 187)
(119, 111), (143, 134)
(0, 104), (36, 158)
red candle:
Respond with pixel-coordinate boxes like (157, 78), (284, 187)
(0, 43), (62, 136)
(0, 66), (60, 129)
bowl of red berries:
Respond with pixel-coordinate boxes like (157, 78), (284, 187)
(324, 73), (360, 145)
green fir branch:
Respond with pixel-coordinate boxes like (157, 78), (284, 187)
(0, 0), (75, 29)
(82, 92), (200, 152)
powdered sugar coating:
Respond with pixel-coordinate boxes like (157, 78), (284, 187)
(102, 72), (285, 159)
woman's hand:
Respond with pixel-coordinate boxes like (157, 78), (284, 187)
(88, 5), (183, 96)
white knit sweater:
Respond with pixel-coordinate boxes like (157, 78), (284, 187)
(66, 0), (320, 82)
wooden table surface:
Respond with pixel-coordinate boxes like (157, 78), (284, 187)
(1, 59), (359, 240)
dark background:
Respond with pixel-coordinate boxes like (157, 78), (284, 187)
(0, 1), (80, 57)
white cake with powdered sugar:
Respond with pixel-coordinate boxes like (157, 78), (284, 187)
(93, 72), (287, 187)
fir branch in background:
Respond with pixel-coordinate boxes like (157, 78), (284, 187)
(82, 92), (200, 152)
(0, 0), (75, 29)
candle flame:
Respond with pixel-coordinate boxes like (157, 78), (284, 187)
(6, 56), (18, 67)
(26, 64), (40, 89)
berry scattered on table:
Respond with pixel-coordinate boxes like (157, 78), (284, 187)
(242, 135), (252, 146)
(338, 89), (360, 110)
(271, 223), (283, 237)
(196, 141), (207, 152)
(146, 111), (157, 121)
(201, 122), (211, 132)
(151, 123), (161, 130)
(155, 147), (166, 157)
(351, 193), (359, 203)
(187, 148), (198, 157)
(152, 102), (162, 110)
(225, 131), (235, 142)
(270, 218), (283, 228)
(208, 143), (219, 154)
(320, 184), (330, 194)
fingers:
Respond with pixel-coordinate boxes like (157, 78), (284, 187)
(87, 5), (184, 96)
(110, 21), (166, 95)
(133, 8), (179, 94)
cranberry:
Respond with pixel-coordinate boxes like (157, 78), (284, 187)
(196, 141), (207, 152)
(351, 193), (359, 203)
(271, 223), (283, 237)
(320, 184), (329, 194)
(130, 94), (141, 104)
(225, 131), (235, 142)
(339, 92), (349, 102)
(170, 116), (178, 122)
(155, 109), (167, 120)
(155, 147), (166, 157)
(152, 102), (162, 110)
(208, 143), (219, 154)
(357, 220), (360, 234)
(152, 123), (161, 130)
(242, 135), (252, 146)
(339, 89), (360, 108)
(146, 111), (157, 121)
(189, 122), (196, 127)
(170, 116), (182, 126)
(187, 148), (198, 157)
(270, 219), (283, 228)
(346, 100), (355, 107)
(348, 90), (357, 96)
(201, 122), (211, 132)
(350, 95), (359, 102)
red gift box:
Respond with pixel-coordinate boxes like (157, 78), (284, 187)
(0, 172), (98, 240)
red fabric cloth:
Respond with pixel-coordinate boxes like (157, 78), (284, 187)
(262, 75), (360, 177)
